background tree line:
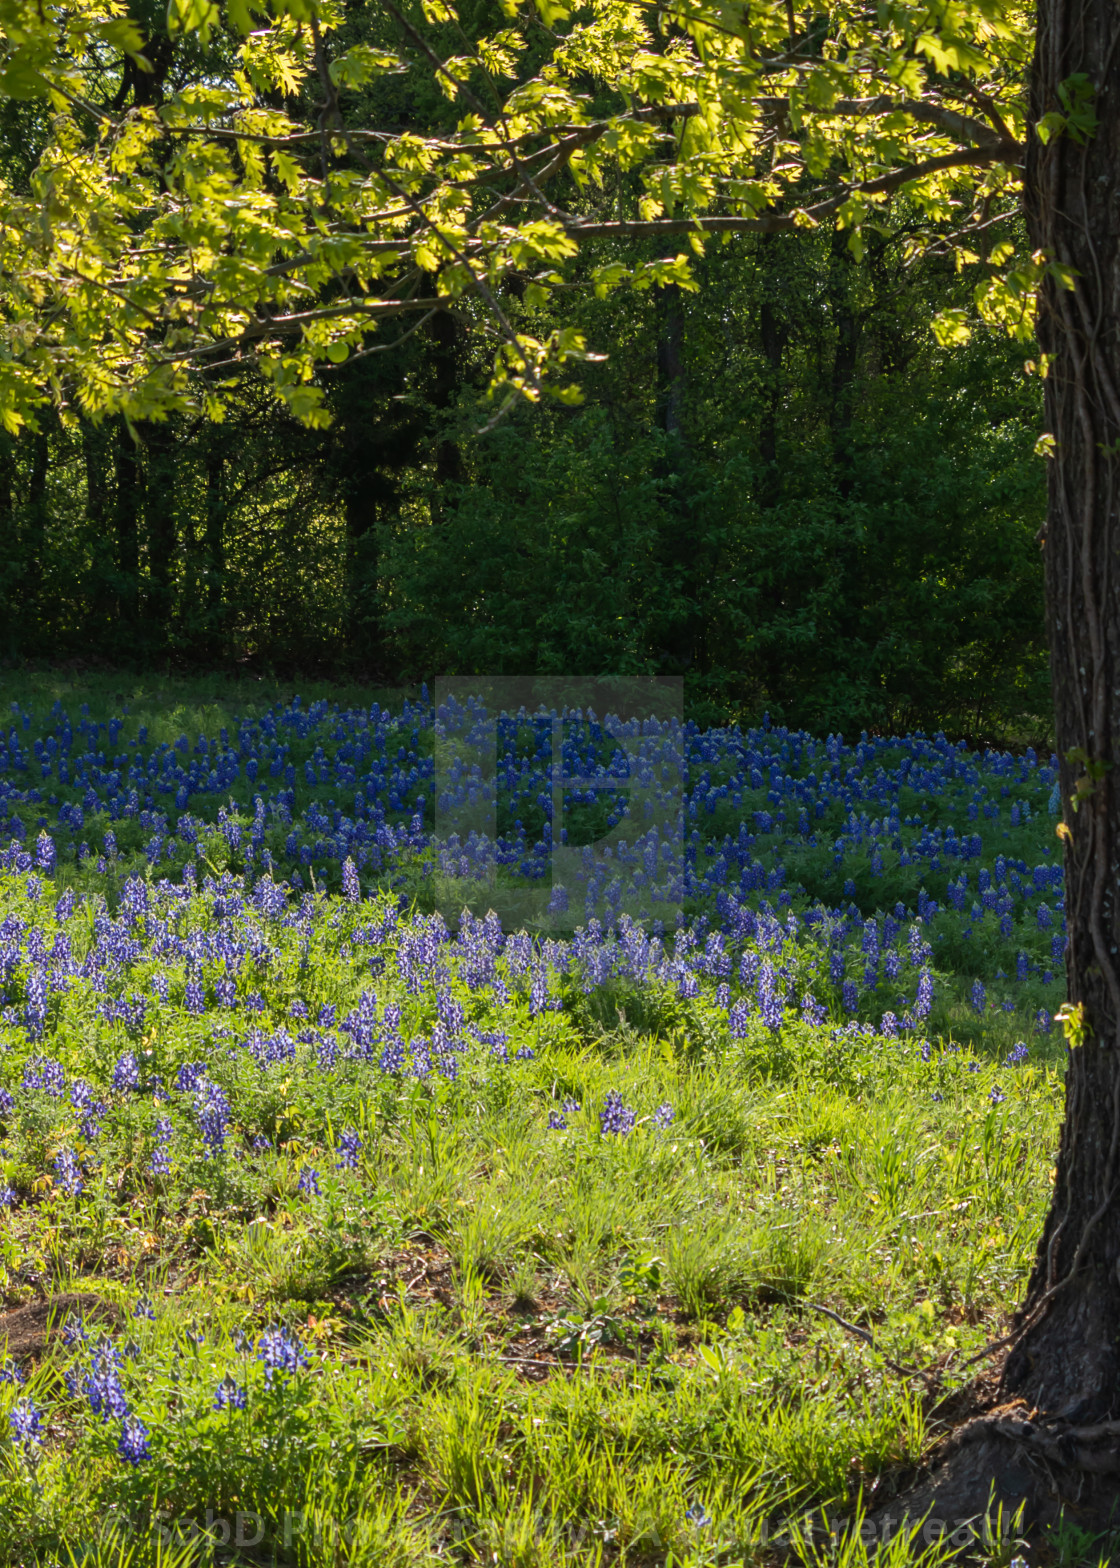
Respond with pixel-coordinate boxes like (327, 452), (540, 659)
(0, 0), (1047, 738)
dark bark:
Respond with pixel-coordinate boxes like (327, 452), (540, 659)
(429, 310), (465, 486)
(652, 283), (702, 674)
(656, 282), (685, 439)
(884, 0), (1120, 1527)
(114, 416), (142, 639)
(24, 423), (49, 633)
(757, 273), (788, 508)
(0, 433), (16, 659)
(203, 437), (227, 658)
(84, 419), (114, 636)
(143, 419), (177, 655)
(993, 0), (1120, 1427)
(827, 225), (860, 504)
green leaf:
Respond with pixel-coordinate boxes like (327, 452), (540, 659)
(167, 0), (220, 41)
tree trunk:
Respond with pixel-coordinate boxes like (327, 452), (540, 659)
(203, 435), (226, 661)
(114, 416), (142, 641)
(865, 4), (1120, 1534)
(997, 0), (1120, 1424)
(143, 418), (177, 656)
(84, 419), (114, 639)
(24, 423), (49, 636)
(0, 432), (17, 661)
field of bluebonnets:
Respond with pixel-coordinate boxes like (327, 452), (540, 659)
(0, 674), (1072, 1567)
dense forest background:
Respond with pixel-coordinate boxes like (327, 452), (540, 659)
(0, 3), (1048, 738)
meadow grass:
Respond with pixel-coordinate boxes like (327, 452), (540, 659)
(0, 678), (1096, 1566)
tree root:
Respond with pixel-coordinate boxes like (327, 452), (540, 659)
(869, 1398), (1120, 1549)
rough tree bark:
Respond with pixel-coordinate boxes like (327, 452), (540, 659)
(1000, 0), (1120, 1422)
(877, 0), (1120, 1532)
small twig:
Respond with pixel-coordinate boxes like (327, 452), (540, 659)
(807, 1302), (931, 1380)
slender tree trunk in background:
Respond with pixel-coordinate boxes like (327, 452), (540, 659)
(84, 420), (113, 639)
(0, 433), (16, 661)
(827, 226), (859, 504)
(429, 309), (465, 487)
(203, 438), (226, 661)
(653, 283), (703, 674)
(144, 419), (177, 657)
(656, 282), (685, 441)
(114, 416), (141, 643)
(998, 0), (1120, 1423)
(24, 423), (49, 643)
(757, 243), (788, 510)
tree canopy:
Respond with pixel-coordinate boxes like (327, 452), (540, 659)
(0, 0), (1043, 429)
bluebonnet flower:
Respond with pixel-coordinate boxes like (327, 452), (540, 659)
(685, 1503), (712, 1528)
(23, 1056), (65, 1097)
(0, 1358), (24, 1385)
(989, 1085), (1006, 1105)
(83, 1345), (129, 1421)
(561, 1099), (580, 1114)
(112, 1051), (140, 1093)
(841, 980), (858, 1015)
(54, 1148), (83, 1196)
(1037, 904), (1052, 930)
(379, 1038), (404, 1075)
(757, 962), (784, 1031)
(1016, 951), (1029, 982)
(727, 998), (751, 1038)
(335, 1128), (362, 1169)
(342, 858), (360, 901)
(600, 1091), (636, 1137)
(1051, 934), (1065, 961)
(652, 1102), (674, 1130)
(9, 1396), (42, 1449)
(150, 973), (169, 1003)
(515, 1043), (535, 1060)
(801, 992), (826, 1026)
(1006, 1041), (1029, 1066)
(194, 1080), (231, 1157)
(214, 1374), (248, 1411)
(1036, 1009), (1052, 1035)
(297, 1166), (321, 1196)
(184, 979), (205, 1014)
(117, 1415), (151, 1464)
(61, 1314), (88, 1346)
(971, 980), (986, 1014)
(256, 1326), (309, 1385)
(149, 1116), (173, 1176)
(914, 970), (934, 1019)
(133, 1296), (155, 1320)
(547, 1110), (567, 1130)
(880, 1011), (899, 1038)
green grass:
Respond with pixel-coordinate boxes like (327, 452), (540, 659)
(0, 674), (1097, 1566)
(0, 971), (1068, 1565)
